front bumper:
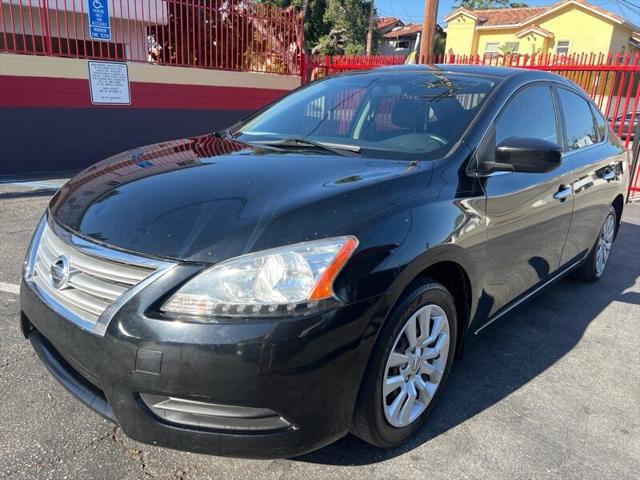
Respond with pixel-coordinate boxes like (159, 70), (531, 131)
(20, 277), (383, 458)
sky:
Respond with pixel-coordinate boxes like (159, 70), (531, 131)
(375, 0), (640, 27)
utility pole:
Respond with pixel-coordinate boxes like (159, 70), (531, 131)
(366, 0), (376, 56)
(420, 0), (439, 64)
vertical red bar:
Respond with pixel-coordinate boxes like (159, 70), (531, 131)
(142, 0), (149, 62)
(193, 0), (202, 67)
(259, 2), (265, 71)
(267, 3), (273, 72)
(229, 0), (238, 70)
(608, 53), (627, 130)
(101, 0), (111, 59)
(69, 0), (79, 56)
(120, 0), (128, 59)
(78, 0), (91, 59)
(243, 0), (248, 70)
(126, 0), (133, 61)
(622, 78), (639, 149)
(279, 5), (285, 72)
(274, 4), (279, 71)
(99, 0), (107, 59)
(616, 53), (636, 139)
(133, 0), (141, 61)
(7, 0), (19, 52)
(191, 0), (200, 67)
(157, 0), (163, 63)
(17, 0), (28, 53)
(202, 0), (207, 67)
(148, 0), (154, 62)
(197, 0), (202, 67)
(45, 0), (54, 54)
(52, 0), (63, 55)
(185, 0), (191, 66)
(26, 0), (38, 53)
(226, 0), (230, 69)
(0, 0), (8, 52)
(603, 53), (616, 118)
(164, 0), (171, 64)
(214, 0), (219, 68)
(596, 53), (608, 109)
(175, 1), (181, 65)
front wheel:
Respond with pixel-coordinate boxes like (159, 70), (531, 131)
(574, 206), (617, 282)
(351, 280), (457, 448)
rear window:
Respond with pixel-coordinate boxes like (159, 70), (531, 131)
(590, 104), (608, 141)
(236, 71), (497, 160)
(558, 88), (598, 151)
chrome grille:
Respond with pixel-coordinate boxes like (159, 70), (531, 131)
(27, 219), (173, 336)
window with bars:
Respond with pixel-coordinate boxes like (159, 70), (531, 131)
(484, 42), (500, 59)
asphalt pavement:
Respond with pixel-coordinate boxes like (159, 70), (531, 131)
(0, 180), (638, 480)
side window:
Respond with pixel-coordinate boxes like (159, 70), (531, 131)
(496, 85), (558, 146)
(558, 89), (598, 151)
(590, 104), (608, 141)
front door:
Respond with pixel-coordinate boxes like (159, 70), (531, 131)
(481, 83), (574, 317)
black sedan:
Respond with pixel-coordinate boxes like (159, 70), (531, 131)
(20, 65), (630, 458)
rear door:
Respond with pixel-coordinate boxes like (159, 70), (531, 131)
(556, 87), (626, 265)
(482, 83), (574, 316)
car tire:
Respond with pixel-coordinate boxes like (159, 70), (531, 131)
(351, 279), (457, 448)
(574, 206), (617, 282)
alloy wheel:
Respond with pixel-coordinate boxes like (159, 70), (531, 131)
(595, 213), (615, 276)
(382, 304), (450, 428)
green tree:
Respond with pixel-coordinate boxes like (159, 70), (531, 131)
(260, 1), (330, 51)
(261, 0), (375, 55)
(454, 0), (508, 8)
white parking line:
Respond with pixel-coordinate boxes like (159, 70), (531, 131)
(0, 282), (20, 295)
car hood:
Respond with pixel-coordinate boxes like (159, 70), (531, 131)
(49, 135), (431, 263)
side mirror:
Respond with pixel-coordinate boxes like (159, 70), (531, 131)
(479, 137), (562, 174)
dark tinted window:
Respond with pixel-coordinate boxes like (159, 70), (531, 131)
(558, 88), (597, 150)
(236, 72), (496, 160)
(590, 104), (608, 141)
(496, 85), (558, 146)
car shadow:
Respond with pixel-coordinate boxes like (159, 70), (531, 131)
(293, 216), (639, 466)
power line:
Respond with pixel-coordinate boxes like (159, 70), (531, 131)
(617, 0), (640, 17)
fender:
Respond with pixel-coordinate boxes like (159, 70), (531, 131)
(366, 243), (483, 352)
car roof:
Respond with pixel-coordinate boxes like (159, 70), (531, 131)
(371, 63), (573, 86)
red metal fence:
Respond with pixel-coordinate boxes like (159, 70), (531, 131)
(0, 0), (303, 74)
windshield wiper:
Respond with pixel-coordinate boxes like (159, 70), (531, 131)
(212, 127), (235, 140)
(255, 138), (361, 156)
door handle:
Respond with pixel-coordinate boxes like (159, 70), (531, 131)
(602, 168), (616, 181)
(553, 185), (573, 201)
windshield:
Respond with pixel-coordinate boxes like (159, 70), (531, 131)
(235, 71), (497, 160)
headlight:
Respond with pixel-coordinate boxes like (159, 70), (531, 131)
(162, 236), (358, 318)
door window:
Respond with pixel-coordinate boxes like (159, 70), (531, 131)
(557, 88), (598, 150)
(495, 85), (558, 146)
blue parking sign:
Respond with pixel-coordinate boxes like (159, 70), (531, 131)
(88, 0), (111, 41)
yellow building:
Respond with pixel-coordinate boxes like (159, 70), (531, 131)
(444, 0), (640, 58)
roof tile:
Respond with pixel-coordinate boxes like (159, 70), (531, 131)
(383, 23), (423, 39)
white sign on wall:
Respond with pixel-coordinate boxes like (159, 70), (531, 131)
(88, 61), (131, 105)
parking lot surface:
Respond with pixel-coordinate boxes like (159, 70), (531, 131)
(1, 181), (638, 480)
